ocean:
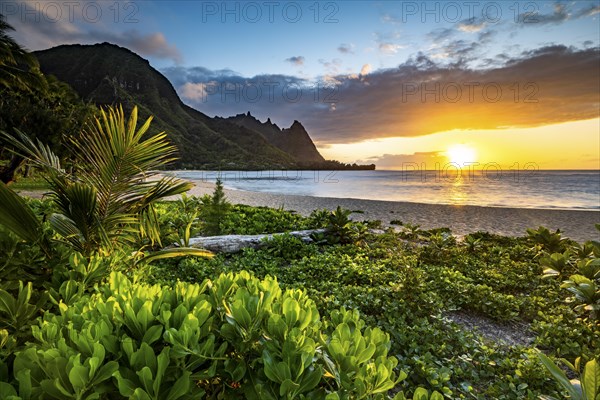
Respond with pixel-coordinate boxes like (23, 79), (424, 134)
(171, 169), (600, 211)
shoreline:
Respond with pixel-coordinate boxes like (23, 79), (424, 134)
(184, 180), (599, 243)
(221, 184), (599, 213)
(14, 177), (599, 243)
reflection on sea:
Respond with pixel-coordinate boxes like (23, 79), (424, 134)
(171, 169), (600, 210)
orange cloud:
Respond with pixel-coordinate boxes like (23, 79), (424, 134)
(308, 45), (600, 143)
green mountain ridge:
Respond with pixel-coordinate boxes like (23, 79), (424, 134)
(220, 112), (326, 164)
(33, 42), (333, 170)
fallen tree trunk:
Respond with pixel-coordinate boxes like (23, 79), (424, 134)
(188, 229), (326, 253)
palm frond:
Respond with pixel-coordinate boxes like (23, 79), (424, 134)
(2, 105), (192, 255)
(136, 247), (214, 265)
(49, 214), (85, 254)
(0, 182), (44, 245)
(0, 129), (63, 173)
(139, 177), (193, 209)
(72, 106), (180, 219)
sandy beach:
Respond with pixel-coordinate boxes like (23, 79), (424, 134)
(183, 180), (599, 243)
(17, 179), (599, 243)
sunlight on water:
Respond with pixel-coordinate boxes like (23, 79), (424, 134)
(449, 176), (468, 205)
(173, 170), (600, 210)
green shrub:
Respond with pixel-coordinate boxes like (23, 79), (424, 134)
(9, 271), (404, 399)
(312, 206), (366, 245)
(200, 178), (231, 236)
(526, 226), (570, 254)
(261, 233), (319, 262)
(222, 205), (311, 235)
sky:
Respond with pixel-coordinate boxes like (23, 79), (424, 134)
(4, 0), (600, 169)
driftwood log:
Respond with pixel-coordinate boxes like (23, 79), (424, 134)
(188, 229), (327, 253)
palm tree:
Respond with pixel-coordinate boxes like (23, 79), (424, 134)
(0, 13), (50, 184)
(0, 14), (45, 91)
(0, 74), (94, 184)
(0, 105), (208, 257)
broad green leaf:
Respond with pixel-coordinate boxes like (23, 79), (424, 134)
(0, 382), (17, 397)
(0, 181), (44, 245)
(90, 361), (118, 386)
(15, 368), (32, 400)
(154, 348), (170, 396)
(279, 378), (300, 397)
(538, 352), (582, 399)
(131, 388), (152, 400)
(166, 371), (191, 400)
(137, 248), (213, 265)
(412, 387), (430, 400)
(136, 367), (154, 396)
(142, 325), (163, 345)
(297, 367), (322, 394)
(430, 392), (445, 400)
(583, 360), (600, 400)
(357, 343), (377, 365)
(0, 290), (16, 315)
(40, 378), (73, 399)
(283, 298), (300, 327)
(137, 343), (157, 373)
(230, 302), (252, 329)
(114, 372), (136, 397)
(263, 352), (291, 383)
(68, 365), (89, 392)
(136, 301), (154, 332)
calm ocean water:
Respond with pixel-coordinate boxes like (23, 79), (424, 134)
(172, 170), (600, 210)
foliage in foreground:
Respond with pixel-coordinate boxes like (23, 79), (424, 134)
(148, 203), (600, 399)
(0, 105), (193, 255)
(537, 352), (599, 400)
(534, 225), (600, 322)
(1, 270), (408, 399)
(1, 192), (599, 398)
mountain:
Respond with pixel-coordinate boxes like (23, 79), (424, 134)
(33, 43), (329, 169)
(219, 112), (325, 164)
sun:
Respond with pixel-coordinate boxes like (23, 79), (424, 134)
(446, 144), (477, 166)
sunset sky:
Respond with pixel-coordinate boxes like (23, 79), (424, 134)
(5, 0), (600, 169)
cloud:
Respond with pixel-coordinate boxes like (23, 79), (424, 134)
(374, 31), (404, 55)
(164, 45), (599, 145)
(319, 58), (342, 68)
(360, 64), (372, 76)
(438, 39), (482, 65)
(477, 30), (496, 43)
(357, 152), (447, 168)
(516, 2), (568, 25)
(285, 56), (305, 66)
(337, 43), (354, 54)
(427, 26), (498, 68)
(312, 45), (599, 143)
(514, 2), (600, 26)
(319, 58), (343, 78)
(380, 14), (400, 24)
(429, 38), (486, 68)
(379, 43), (402, 54)
(180, 82), (214, 101)
(574, 4), (600, 18)
(162, 66), (311, 126)
(427, 28), (455, 43)
(6, 1), (182, 63)
(120, 31), (181, 63)
(457, 18), (486, 33)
